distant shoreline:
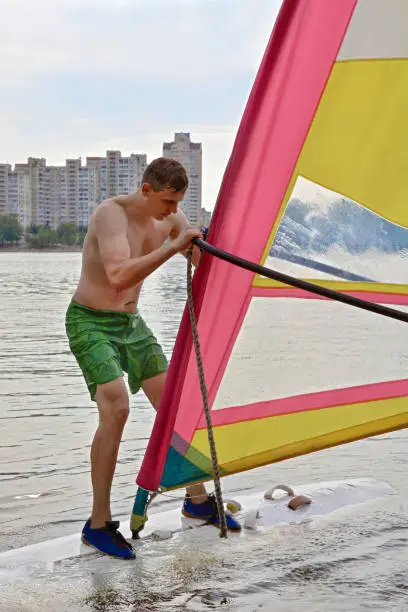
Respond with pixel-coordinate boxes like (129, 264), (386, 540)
(0, 245), (83, 253)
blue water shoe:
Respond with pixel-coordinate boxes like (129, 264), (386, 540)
(82, 519), (135, 559)
(182, 493), (241, 532)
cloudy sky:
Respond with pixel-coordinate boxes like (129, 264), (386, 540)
(0, 0), (282, 210)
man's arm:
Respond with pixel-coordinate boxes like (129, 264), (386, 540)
(95, 204), (201, 291)
(169, 211), (202, 267)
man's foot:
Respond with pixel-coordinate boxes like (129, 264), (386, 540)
(81, 519), (136, 559)
(182, 494), (241, 532)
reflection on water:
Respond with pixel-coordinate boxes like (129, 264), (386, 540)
(0, 252), (407, 611)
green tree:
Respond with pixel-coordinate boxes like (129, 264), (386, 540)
(25, 221), (86, 249)
(0, 213), (23, 245)
(25, 232), (39, 248)
(57, 222), (77, 245)
(38, 226), (58, 247)
(25, 224), (58, 248)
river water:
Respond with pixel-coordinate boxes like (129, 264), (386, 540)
(0, 252), (407, 611)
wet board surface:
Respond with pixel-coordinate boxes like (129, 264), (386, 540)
(0, 478), (393, 576)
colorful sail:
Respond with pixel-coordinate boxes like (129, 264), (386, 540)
(137, 0), (408, 494)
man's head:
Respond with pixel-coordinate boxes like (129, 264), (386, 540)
(141, 157), (188, 220)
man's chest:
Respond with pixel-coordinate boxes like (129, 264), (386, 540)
(127, 222), (170, 257)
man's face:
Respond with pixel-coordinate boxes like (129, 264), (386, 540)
(142, 183), (185, 220)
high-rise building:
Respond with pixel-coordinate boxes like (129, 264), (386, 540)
(7, 168), (31, 228)
(106, 150), (120, 199)
(163, 132), (202, 225)
(78, 166), (89, 228)
(10, 158), (48, 227)
(0, 164), (11, 214)
(14, 165), (31, 228)
(27, 158), (48, 226)
(47, 166), (66, 228)
(86, 157), (105, 216)
(126, 154), (147, 193)
(7, 171), (18, 216)
(106, 151), (147, 198)
(0, 147), (159, 230)
(65, 158), (81, 225)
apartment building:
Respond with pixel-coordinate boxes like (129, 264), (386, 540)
(47, 166), (66, 228)
(163, 132), (202, 225)
(0, 150), (148, 229)
(0, 164), (11, 214)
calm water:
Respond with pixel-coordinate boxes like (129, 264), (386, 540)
(0, 252), (407, 612)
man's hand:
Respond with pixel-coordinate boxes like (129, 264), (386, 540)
(170, 226), (203, 254)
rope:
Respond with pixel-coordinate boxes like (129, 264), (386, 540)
(186, 247), (228, 538)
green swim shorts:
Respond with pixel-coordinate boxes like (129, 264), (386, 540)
(65, 301), (168, 401)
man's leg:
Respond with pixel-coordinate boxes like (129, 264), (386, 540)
(91, 378), (129, 528)
(142, 372), (208, 503)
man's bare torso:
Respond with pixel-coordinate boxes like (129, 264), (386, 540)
(72, 197), (174, 312)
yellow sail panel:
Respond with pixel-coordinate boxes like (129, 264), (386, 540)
(190, 396), (408, 476)
(256, 58), (408, 284)
(298, 61), (408, 226)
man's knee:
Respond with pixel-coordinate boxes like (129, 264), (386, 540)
(95, 379), (129, 427)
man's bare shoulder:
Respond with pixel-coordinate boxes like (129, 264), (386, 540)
(90, 199), (128, 233)
(91, 198), (126, 221)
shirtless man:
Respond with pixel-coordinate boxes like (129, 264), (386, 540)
(65, 158), (239, 560)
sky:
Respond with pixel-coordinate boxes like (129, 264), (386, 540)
(0, 0), (283, 210)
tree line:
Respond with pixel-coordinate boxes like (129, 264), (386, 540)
(0, 213), (87, 248)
